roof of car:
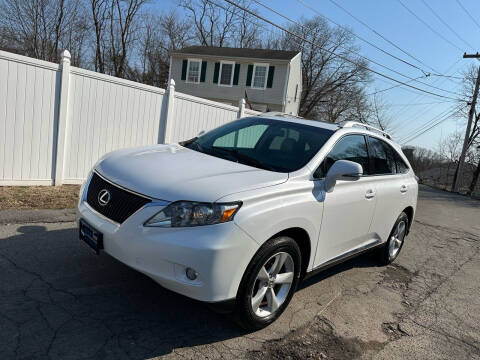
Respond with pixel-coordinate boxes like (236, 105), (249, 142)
(252, 115), (340, 131)
(251, 115), (398, 144)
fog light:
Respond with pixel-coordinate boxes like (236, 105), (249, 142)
(186, 268), (198, 280)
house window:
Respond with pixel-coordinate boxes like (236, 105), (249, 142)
(252, 63), (268, 89)
(187, 59), (201, 83)
(219, 61), (234, 86)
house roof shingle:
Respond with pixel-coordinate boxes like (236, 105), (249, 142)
(171, 46), (299, 61)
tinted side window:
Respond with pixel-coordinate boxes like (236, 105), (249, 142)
(367, 136), (396, 175)
(314, 135), (369, 178)
(393, 150), (409, 173)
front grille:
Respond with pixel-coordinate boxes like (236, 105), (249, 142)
(86, 172), (151, 223)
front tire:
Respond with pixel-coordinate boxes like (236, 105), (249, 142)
(378, 212), (408, 265)
(234, 236), (301, 330)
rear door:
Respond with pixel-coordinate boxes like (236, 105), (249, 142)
(366, 136), (412, 242)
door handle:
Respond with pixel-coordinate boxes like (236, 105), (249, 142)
(365, 189), (376, 199)
(400, 185), (408, 193)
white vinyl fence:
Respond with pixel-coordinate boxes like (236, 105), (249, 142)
(0, 50), (260, 185)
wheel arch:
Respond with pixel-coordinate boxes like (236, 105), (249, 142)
(402, 206), (414, 234)
(270, 227), (311, 279)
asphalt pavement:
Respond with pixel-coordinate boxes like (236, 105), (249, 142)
(0, 185), (479, 359)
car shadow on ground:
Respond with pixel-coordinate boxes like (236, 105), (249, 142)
(299, 251), (379, 291)
(0, 225), (380, 359)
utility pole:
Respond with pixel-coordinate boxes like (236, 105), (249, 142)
(452, 53), (480, 192)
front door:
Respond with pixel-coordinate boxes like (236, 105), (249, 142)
(313, 134), (378, 267)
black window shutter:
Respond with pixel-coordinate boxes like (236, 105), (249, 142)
(246, 64), (254, 86)
(200, 61), (207, 82)
(267, 66), (275, 88)
(213, 62), (220, 83)
(181, 59), (188, 81)
(233, 63), (241, 85)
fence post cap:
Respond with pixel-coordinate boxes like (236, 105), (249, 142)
(61, 50), (71, 62)
(169, 78), (175, 87)
(240, 98), (246, 105)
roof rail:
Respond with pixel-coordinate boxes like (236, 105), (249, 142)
(341, 121), (392, 140)
(261, 111), (304, 119)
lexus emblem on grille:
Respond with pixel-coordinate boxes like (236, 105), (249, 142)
(97, 189), (111, 206)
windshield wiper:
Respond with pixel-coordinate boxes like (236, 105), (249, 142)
(212, 147), (276, 172)
(190, 140), (204, 152)
(207, 146), (242, 162)
(179, 136), (197, 146)
(180, 137), (206, 153)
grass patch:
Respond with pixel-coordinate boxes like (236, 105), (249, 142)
(0, 185), (80, 210)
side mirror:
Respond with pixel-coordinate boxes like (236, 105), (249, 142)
(324, 160), (363, 192)
(198, 130), (206, 137)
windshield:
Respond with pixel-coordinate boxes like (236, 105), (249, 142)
(181, 117), (334, 173)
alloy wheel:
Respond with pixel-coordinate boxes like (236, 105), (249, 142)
(389, 220), (406, 260)
(250, 252), (294, 317)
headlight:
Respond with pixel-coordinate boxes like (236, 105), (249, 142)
(144, 201), (242, 227)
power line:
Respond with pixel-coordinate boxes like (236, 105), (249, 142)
(295, 0), (433, 76)
(367, 76), (426, 96)
(430, 74), (464, 81)
(401, 108), (458, 144)
(298, 0), (463, 86)
(387, 59), (463, 128)
(399, 104), (462, 143)
(401, 116), (451, 144)
(327, 0), (441, 74)
(374, 76), (458, 101)
(399, 110), (453, 144)
(389, 101), (457, 106)
(398, 106), (456, 142)
(388, 83), (454, 133)
(208, 0), (465, 144)
(396, 0), (463, 52)
(203, 0), (305, 48)
(394, 106), (451, 138)
(455, 0), (480, 32)
(214, 0), (465, 100)
(245, 0), (463, 98)
(299, 0), (464, 89)
(389, 89), (456, 134)
(420, 0), (475, 51)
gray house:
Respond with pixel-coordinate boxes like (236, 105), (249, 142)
(169, 46), (302, 115)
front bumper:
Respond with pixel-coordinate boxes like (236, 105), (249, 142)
(77, 200), (259, 302)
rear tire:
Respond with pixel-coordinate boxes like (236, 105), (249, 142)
(378, 212), (408, 265)
(234, 236), (301, 330)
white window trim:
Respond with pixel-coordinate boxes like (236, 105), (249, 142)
(186, 58), (202, 84)
(251, 62), (269, 90)
(218, 60), (235, 87)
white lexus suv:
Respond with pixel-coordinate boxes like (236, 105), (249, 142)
(77, 114), (418, 329)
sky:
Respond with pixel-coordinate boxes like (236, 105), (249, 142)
(152, 0), (480, 151)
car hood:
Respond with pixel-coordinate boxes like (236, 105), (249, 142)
(95, 144), (288, 202)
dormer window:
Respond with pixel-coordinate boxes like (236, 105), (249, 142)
(219, 61), (235, 87)
(186, 58), (201, 83)
(252, 63), (269, 89)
